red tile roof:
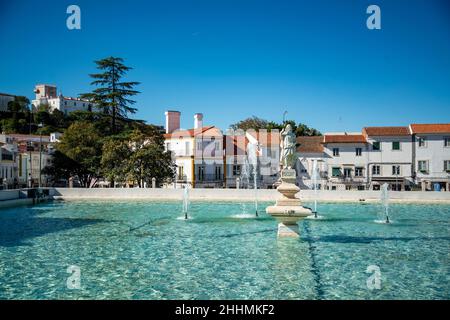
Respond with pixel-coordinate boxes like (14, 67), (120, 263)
(164, 126), (219, 139)
(323, 134), (366, 144)
(363, 126), (410, 136)
(296, 136), (324, 153)
(410, 123), (450, 134)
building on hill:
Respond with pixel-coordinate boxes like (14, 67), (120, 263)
(31, 84), (93, 115)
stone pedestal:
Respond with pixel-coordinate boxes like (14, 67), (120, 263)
(266, 169), (312, 238)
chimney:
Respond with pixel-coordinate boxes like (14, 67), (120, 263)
(165, 110), (181, 134)
(194, 113), (203, 129)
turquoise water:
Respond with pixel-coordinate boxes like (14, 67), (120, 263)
(0, 200), (449, 300)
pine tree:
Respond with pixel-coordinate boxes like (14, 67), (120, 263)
(81, 57), (140, 133)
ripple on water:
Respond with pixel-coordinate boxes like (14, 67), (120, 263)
(0, 200), (449, 299)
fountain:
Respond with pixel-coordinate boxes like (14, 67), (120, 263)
(247, 142), (259, 216)
(182, 185), (190, 220)
(236, 141), (259, 217)
(379, 183), (390, 223)
(312, 159), (319, 218)
(266, 124), (312, 238)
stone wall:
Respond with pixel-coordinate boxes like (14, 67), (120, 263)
(51, 188), (450, 203)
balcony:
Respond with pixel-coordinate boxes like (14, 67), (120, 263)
(195, 174), (224, 182)
(330, 176), (365, 183)
(170, 150), (193, 157)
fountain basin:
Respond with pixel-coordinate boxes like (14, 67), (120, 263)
(266, 169), (312, 238)
(266, 205), (312, 238)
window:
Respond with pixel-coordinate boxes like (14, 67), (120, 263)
(197, 166), (205, 181)
(332, 167), (341, 177)
(418, 137), (426, 147)
(331, 186), (337, 190)
(372, 165), (380, 175)
(346, 185), (352, 190)
(177, 166), (184, 180)
(392, 165), (400, 175)
(333, 148), (339, 156)
(343, 168), (352, 178)
(215, 141), (220, 151)
(197, 141), (202, 151)
(445, 137), (450, 147)
(165, 142), (171, 151)
(444, 160), (450, 172)
(372, 141), (380, 151)
(358, 186), (365, 191)
(232, 165), (241, 176)
(356, 148), (362, 156)
(185, 142), (190, 155)
(215, 166), (222, 180)
(355, 167), (363, 177)
(418, 160), (428, 172)
(392, 141), (400, 150)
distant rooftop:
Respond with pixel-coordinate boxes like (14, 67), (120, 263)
(410, 123), (450, 134)
(363, 126), (410, 136)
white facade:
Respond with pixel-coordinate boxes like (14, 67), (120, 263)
(164, 111), (224, 188)
(413, 131), (450, 191)
(297, 153), (327, 190)
(32, 84), (92, 115)
(361, 127), (414, 190)
(0, 144), (18, 188)
(323, 141), (368, 191)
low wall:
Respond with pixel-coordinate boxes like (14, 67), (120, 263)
(0, 190), (21, 201)
(51, 188), (450, 203)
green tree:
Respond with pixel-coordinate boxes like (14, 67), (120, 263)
(230, 116), (321, 136)
(81, 56), (140, 134)
(44, 121), (103, 188)
(101, 127), (175, 187)
(230, 116), (270, 131)
(101, 137), (130, 186)
(8, 96), (29, 116)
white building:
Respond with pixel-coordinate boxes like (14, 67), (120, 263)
(224, 130), (280, 189)
(363, 126), (414, 191)
(410, 124), (450, 191)
(0, 142), (18, 188)
(32, 84), (93, 115)
(322, 133), (368, 190)
(164, 111), (224, 188)
(296, 136), (327, 190)
(0, 133), (53, 188)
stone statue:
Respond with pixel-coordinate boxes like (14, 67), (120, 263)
(280, 124), (296, 169)
(267, 123), (312, 238)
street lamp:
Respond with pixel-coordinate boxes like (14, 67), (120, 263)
(38, 123), (43, 189)
(282, 110), (288, 124)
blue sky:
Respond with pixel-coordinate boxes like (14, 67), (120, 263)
(0, 0), (449, 132)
